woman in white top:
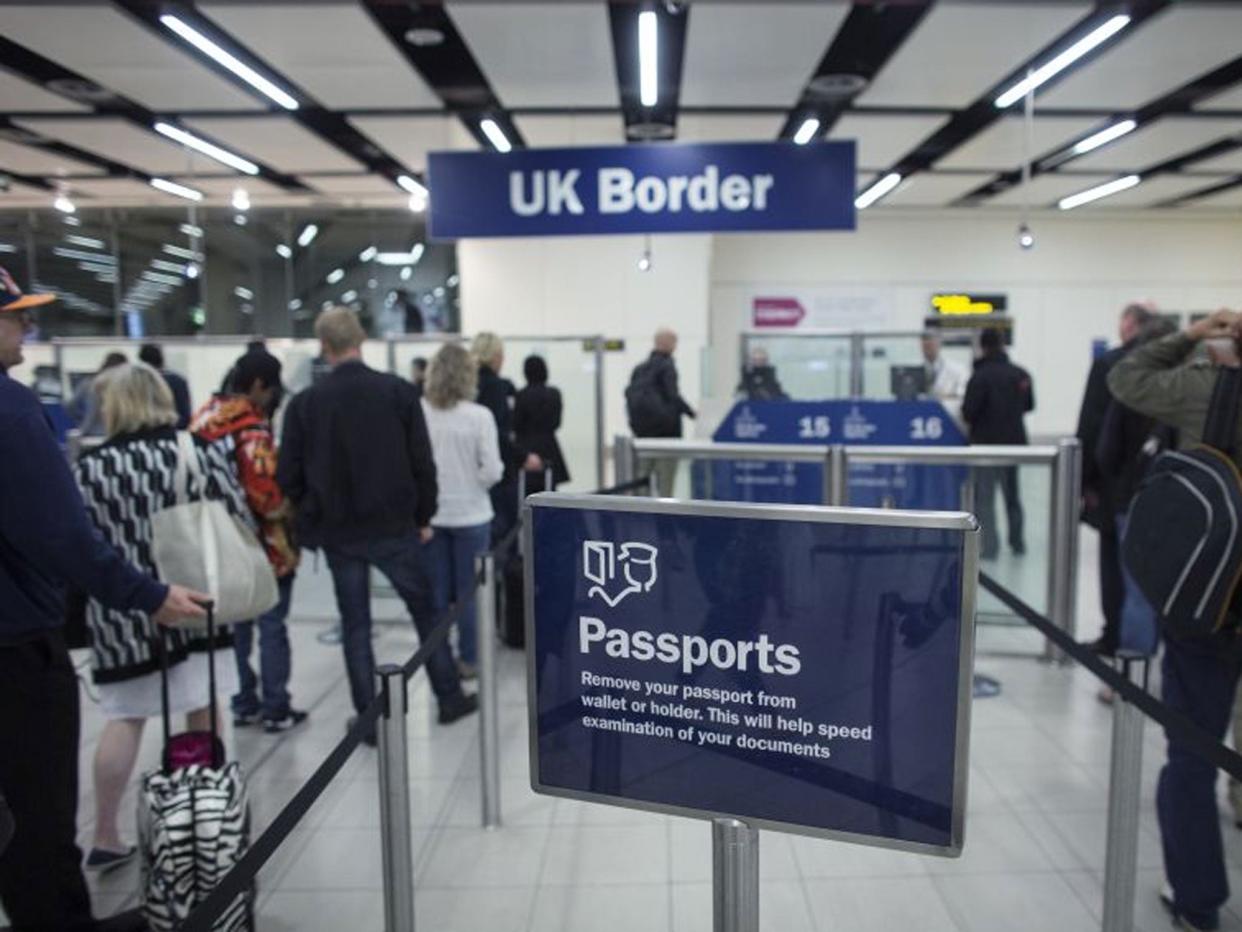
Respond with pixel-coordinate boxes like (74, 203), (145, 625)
(421, 343), (504, 677)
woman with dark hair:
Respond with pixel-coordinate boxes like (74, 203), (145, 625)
(514, 354), (569, 492)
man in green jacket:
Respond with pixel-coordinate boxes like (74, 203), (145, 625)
(1108, 308), (1242, 932)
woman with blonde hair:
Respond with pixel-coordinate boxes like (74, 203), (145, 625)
(422, 343), (504, 677)
(73, 361), (249, 871)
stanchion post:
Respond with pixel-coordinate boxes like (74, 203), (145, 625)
(375, 664), (415, 932)
(476, 553), (502, 829)
(614, 435), (636, 487)
(1102, 657), (1147, 932)
(1045, 438), (1082, 663)
(825, 445), (848, 506)
(712, 818), (759, 932)
(848, 333), (864, 398)
(594, 336), (606, 489)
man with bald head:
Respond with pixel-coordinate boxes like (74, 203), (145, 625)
(626, 328), (696, 495)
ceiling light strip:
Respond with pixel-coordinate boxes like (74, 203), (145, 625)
(792, 118), (821, 146)
(479, 119), (512, 154)
(995, 14), (1131, 109)
(638, 10), (659, 108)
(1058, 174), (1141, 210)
(159, 14), (299, 111)
(153, 123), (259, 175)
(1070, 119), (1138, 156)
(855, 173), (903, 210)
(149, 178), (203, 202)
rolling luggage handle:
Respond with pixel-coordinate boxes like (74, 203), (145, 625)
(517, 465), (554, 560)
(155, 600), (225, 774)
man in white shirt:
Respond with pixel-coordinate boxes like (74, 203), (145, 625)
(922, 332), (968, 401)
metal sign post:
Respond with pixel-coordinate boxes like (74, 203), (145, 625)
(376, 665), (415, 932)
(1102, 657), (1148, 932)
(713, 818), (759, 932)
(477, 553), (502, 829)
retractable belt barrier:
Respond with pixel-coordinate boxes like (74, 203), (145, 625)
(979, 572), (1242, 784)
(179, 474), (640, 930)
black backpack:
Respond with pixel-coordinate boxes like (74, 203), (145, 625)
(1123, 368), (1242, 639)
(626, 359), (672, 436)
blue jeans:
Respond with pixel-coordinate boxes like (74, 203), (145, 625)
(426, 522), (492, 666)
(232, 573), (295, 720)
(1157, 634), (1242, 929)
(324, 531), (463, 714)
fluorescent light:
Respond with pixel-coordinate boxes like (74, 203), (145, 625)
(288, 298), (302, 311)
(359, 245), (378, 263)
(231, 187), (251, 211)
(480, 118), (512, 153)
(180, 223), (203, 238)
(446, 274), (459, 288)
(52, 247), (115, 264)
(792, 118), (820, 146)
(149, 259), (186, 273)
(326, 268), (345, 284)
(408, 193), (426, 213)
(0, 243), (16, 253)
(149, 177), (203, 202)
(638, 10), (658, 108)
(63, 215), (80, 226)
(396, 175), (427, 197)
(340, 290), (358, 303)
(854, 173), (902, 210)
(297, 224), (318, 247)
(185, 262), (200, 280)
(995, 14), (1131, 109)
(233, 286), (254, 300)
(162, 244), (200, 260)
(53, 195), (75, 214)
(153, 122), (259, 175)
(275, 244), (292, 259)
(233, 213), (247, 226)
(400, 267), (412, 281)
(1058, 174), (1141, 210)
(159, 14), (298, 110)
(64, 234), (105, 250)
(1071, 119), (1138, 156)
(142, 270), (183, 286)
(375, 246), (424, 266)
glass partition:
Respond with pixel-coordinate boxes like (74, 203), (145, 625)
(859, 333), (924, 400)
(738, 333), (852, 400)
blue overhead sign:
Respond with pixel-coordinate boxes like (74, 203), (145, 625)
(427, 141), (856, 239)
(526, 495), (977, 854)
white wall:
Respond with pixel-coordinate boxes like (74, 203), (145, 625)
(709, 210), (1242, 436)
(459, 233), (713, 481)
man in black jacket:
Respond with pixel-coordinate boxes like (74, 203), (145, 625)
(627, 328), (696, 495)
(962, 328), (1035, 560)
(1075, 301), (1156, 654)
(278, 307), (474, 731)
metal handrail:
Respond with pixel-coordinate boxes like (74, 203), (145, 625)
(630, 438), (1059, 467)
(632, 439), (831, 463)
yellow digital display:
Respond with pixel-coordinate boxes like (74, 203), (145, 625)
(932, 294), (996, 315)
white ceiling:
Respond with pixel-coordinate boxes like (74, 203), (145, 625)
(857, 2), (1089, 109)
(986, 173), (1100, 208)
(14, 117), (222, 175)
(1189, 147), (1242, 174)
(301, 174), (404, 196)
(677, 115), (784, 144)
(0, 4), (261, 112)
(184, 116), (365, 174)
(938, 116), (1099, 171)
(1039, 5), (1242, 110)
(0, 69), (89, 113)
(1192, 185), (1242, 208)
(680, 3), (850, 107)
(1200, 85), (1242, 112)
(1071, 117), (1242, 172)
(171, 176), (287, 199)
(202, 2), (441, 110)
(449, 3), (617, 108)
(68, 177), (172, 201)
(516, 114), (625, 149)
(883, 172), (995, 207)
(1097, 173), (1236, 208)
(346, 116), (461, 174)
(828, 114), (945, 170)
(0, 138), (104, 177)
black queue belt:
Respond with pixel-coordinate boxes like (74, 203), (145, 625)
(590, 475), (656, 496)
(182, 592), (475, 932)
(979, 572), (1242, 785)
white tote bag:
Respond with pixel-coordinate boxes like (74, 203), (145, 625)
(150, 433), (279, 626)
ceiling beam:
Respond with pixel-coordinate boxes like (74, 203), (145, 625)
(961, 50), (1242, 204)
(361, 1), (525, 152)
(608, 2), (689, 142)
(778, 2), (933, 141)
(113, 0), (422, 192)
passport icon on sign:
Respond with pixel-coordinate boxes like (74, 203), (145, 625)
(583, 541), (658, 607)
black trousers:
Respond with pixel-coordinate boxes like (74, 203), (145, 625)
(1096, 519), (1124, 648)
(0, 629), (94, 931)
(975, 466), (1025, 557)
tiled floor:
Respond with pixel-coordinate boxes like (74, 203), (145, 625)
(9, 535), (1242, 931)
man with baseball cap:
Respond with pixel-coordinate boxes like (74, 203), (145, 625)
(0, 267), (206, 931)
(192, 348), (307, 733)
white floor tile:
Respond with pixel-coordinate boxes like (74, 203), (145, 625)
(530, 883), (670, 932)
(934, 872), (1098, 932)
(540, 825), (670, 885)
(258, 890), (384, 932)
(671, 881), (814, 932)
(804, 875), (959, 932)
(417, 886), (536, 932)
(419, 826), (550, 888)
(791, 835), (930, 879)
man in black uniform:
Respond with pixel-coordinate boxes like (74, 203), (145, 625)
(962, 328), (1035, 560)
(1074, 301), (1156, 653)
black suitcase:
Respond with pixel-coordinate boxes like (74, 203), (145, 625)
(498, 467), (553, 648)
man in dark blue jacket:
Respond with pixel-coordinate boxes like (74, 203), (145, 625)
(0, 268), (205, 931)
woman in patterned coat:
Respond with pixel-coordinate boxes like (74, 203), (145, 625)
(73, 362), (250, 872)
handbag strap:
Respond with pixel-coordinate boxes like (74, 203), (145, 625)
(1203, 368), (1242, 455)
(156, 628), (172, 774)
(206, 602), (218, 744)
(173, 431), (204, 505)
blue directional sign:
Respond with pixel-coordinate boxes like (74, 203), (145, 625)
(526, 495), (977, 854)
(699, 400), (968, 508)
(427, 141), (855, 239)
